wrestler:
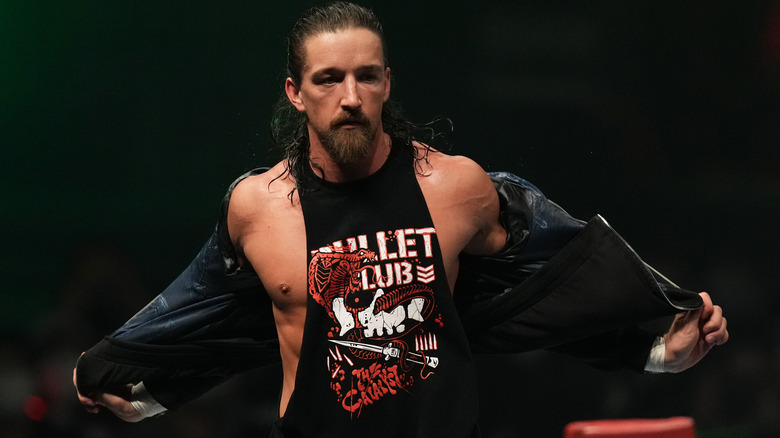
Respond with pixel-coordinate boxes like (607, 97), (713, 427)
(75, 2), (728, 436)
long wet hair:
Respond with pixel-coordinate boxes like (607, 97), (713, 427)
(271, 1), (449, 195)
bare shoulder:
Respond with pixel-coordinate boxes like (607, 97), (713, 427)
(228, 162), (299, 241)
(230, 162), (296, 208)
(413, 143), (505, 256)
(414, 143), (494, 193)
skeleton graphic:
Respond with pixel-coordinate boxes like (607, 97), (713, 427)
(308, 248), (436, 341)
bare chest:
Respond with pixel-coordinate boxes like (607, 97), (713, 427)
(241, 204), (309, 312)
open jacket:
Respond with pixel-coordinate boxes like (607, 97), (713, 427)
(76, 170), (703, 410)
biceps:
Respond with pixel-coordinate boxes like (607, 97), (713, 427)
(464, 219), (506, 256)
(463, 194), (506, 256)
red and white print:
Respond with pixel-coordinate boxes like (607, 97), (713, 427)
(308, 227), (443, 417)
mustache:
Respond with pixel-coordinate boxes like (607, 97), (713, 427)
(330, 110), (370, 128)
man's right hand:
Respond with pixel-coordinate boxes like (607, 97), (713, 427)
(72, 367), (144, 422)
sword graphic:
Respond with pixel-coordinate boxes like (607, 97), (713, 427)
(329, 339), (439, 368)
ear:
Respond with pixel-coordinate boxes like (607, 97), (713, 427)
(383, 67), (391, 103)
(285, 77), (306, 112)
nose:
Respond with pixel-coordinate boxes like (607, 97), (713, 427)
(340, 76), (361, 109)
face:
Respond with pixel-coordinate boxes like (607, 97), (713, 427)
(285, 27), (391, 166)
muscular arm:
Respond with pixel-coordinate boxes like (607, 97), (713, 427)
(417, 150), (507, 291)
(225, 165), (309, 417)
(73, 168), (279, 420)
(461, 168), (507, 257)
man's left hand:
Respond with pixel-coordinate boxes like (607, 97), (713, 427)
(662, 291), (729, 373)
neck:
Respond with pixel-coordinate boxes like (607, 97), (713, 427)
(308, 131), (392, 183)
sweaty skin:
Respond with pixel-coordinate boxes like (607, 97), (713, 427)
(227, 145), (506, 417)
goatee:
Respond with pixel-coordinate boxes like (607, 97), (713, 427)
(315, 111), (374, 166)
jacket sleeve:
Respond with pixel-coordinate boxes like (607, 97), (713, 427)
(456, 172), (702, 371)
(75, 168), (280, 410)
(546, 326), (659, 372)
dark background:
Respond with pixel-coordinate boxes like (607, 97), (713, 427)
(2, 1), (778, 437)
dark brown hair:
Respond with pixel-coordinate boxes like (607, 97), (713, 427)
(271, 2), (447, 195)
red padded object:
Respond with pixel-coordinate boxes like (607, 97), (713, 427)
(564, 417), (695, 438)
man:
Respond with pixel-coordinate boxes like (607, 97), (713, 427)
(74, 2), (728, 437)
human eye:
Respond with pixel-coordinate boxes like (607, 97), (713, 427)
(312, 71), (341, 86)
(359, 73), (378, 83)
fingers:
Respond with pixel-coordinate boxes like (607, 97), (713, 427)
(667, 305), (701, 342)
(73, 356), (143, 422)
(707, 317), (728, 345)
(73, 367), (99, 414)
(94, 392), (127, 408)
(697, 291), (714, 319)
(681, 306), (703, 327)
(704, 307), (728, 345)
(95, 391), (144, 423)
(79, 397), (100, 414)
(698, 291), (729, 346)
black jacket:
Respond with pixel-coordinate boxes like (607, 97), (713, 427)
(76, 170), (702, 410)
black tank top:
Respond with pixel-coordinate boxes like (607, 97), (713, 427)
(277, 142), (480, 437)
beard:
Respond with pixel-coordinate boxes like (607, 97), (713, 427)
(312, 110), (375, 166)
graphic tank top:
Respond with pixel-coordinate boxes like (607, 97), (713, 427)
(277, 142), (480, 437)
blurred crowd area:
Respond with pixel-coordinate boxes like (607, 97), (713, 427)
(3, 1), (780, 437)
